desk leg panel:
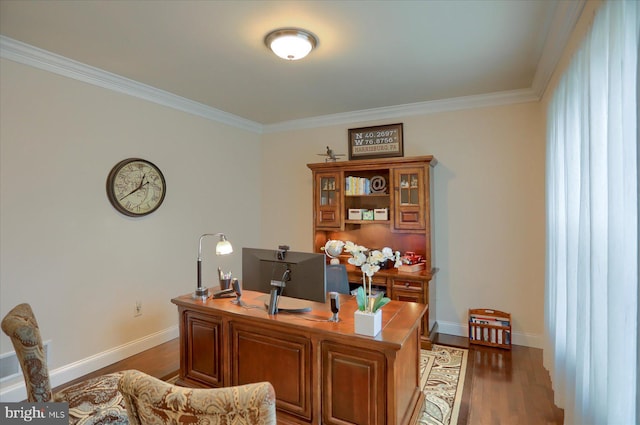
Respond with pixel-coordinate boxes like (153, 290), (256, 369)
(181, 310), (223, 387)
(394, 328), (424, 425)
(321, 342), (386, 425)
(230, 322), (312, 422)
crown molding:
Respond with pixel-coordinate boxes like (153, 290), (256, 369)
(0, 35), (263, 134)
(262, 88), (539, 133)
(531, 0), (587, 98)
(3, 23), (577, 135)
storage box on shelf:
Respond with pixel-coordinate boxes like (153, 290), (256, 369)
(373, 208), (388, 220)
(348, 209), (363, 220)
(468, 308), (512, 350)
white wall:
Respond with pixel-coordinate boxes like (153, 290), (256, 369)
(0, 58), (262, 397)
(261, 101), (546, 347)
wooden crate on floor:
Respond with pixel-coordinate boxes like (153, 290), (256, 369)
(468, 308), (512, 350)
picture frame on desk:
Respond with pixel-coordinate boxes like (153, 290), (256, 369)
(348, 123), (404, 160)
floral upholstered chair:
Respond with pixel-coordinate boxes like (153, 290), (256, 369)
(118, 370), (277, 425)
(1, 303), (129, 424)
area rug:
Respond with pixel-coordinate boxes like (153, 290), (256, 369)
(419, 344), (468, 425)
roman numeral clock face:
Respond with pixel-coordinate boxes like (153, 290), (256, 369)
(106, 158), (166, 217)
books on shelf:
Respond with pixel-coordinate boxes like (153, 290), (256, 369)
(469, 315), (510, 327)
(470, 326), (511, 345)
(345, 176), (372, 195)
(398, 262), (425, 273)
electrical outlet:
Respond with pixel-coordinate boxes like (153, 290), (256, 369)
(134, 301), (142, 317)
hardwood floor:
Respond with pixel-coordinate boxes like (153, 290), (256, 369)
(434, 334), (564, 425)
(54, 334), (563, 425)
(52, 338), (180, 393)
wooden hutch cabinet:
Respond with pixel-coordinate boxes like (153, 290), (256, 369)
(307, 155), (437, 348)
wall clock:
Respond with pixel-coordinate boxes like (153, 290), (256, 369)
(106, 158), (166, 217)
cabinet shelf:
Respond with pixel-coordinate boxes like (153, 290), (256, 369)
(345, 193), (389, 198)
(344, 219), (391, 225)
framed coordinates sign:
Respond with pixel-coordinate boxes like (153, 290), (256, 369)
(348, 123), (403, 160)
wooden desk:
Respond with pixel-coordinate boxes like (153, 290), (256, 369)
(172, 290), (426, 425)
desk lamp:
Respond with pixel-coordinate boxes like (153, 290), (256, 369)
(195, 233), (233, 300)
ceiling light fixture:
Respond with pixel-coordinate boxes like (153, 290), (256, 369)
(264, 28), (318, 61)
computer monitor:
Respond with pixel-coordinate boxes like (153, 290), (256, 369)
(242, 247), (326, 313)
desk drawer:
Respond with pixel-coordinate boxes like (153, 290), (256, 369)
(393, 279), (422, 291)
(392, 279), (424, 303)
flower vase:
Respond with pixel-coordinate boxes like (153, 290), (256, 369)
(354, 309), (382, 337)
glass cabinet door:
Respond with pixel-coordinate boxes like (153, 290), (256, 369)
(399, 172), (420, 205)
(393, 167), (425, 230)
(315, 172), (342, 228)
(320, 176), (337, 206)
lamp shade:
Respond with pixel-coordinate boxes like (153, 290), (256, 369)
(215, 238), (233, 255)
(265, 28), (317, 61)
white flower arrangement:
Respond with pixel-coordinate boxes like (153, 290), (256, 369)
(342, 241), (402, 313)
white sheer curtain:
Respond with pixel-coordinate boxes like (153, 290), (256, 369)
(545, 1), (639, 424)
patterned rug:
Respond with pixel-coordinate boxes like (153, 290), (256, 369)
(419, 344), (468, 425)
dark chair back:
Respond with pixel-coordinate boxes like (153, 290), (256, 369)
(326, 264), (350, 295)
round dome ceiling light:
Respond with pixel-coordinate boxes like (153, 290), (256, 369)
(264, 28), (318, 61)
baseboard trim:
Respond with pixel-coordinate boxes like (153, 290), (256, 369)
(0, 326), (178, 402)
(436, 320), (543, 349)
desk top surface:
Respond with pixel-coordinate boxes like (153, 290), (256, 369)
(172, 289), (426, 348)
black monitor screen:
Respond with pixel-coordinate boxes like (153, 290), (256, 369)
(242, 247), (327, 308)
